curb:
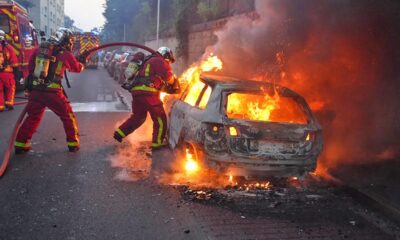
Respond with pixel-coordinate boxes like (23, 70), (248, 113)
(325, 172), (400, 225)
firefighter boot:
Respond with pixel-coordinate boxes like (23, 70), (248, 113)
(68, 146), (80, 152)
(15, 146), (32, 155)
(113, 131), (123, 143)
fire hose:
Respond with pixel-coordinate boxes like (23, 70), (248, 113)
(0, 42), (157, 177)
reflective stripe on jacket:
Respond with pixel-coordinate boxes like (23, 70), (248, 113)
(131, 54), (173, 95)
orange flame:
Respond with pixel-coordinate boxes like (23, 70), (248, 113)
(184, 149), (199, 175)
(180, 54), (223, 106)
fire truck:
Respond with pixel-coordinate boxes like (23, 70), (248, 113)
(73, 32), (100, 69)
(0, 0), (39, 88)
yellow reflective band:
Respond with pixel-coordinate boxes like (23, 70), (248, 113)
(157, 117), (164, 145)
(7, 85), (15, 105)
(145, 64), (150, 77)
(151, 142), (167, 148)
(55, 61), (63, 75)
(67, 142), (79, 147)
(69, 113), (79, 143)
(47, 83), (61, 89)
(1, 9), (16, 21)
(132, 85), (157, 92)
(15, 141), (30, 148)
(116, 128), (126, 138)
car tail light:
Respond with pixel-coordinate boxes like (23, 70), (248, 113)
(228, 126), (239, 137)
(212, 126), (219, 132)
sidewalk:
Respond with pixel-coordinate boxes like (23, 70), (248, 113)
(330, 159), (400, 223)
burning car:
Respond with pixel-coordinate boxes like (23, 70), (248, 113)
(168, 74), (323, 178)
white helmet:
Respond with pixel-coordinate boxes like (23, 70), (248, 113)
(50, 28), (74, 46)
(157, 46), (175, 63)
(0, 30), (5, 41)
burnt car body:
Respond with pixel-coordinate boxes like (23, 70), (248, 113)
(168, 75), (323, 178)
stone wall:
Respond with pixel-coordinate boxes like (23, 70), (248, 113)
(145, 9), (258, 75)
(145, 18), (227, 75)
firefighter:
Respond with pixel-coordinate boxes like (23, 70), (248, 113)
(114, 47), (180, 151)
(0, 30), (20, 112)
(14, 28), (85, 154)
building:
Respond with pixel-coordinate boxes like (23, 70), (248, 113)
(29, 0), (64, 38)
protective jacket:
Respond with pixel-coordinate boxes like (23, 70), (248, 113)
(131, 53), (174, 96)
(0, 44), (18, 110)
(115, 53), (175, 148)
(15, 46), (84, 151)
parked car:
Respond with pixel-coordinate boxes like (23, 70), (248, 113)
(107, 52), (124, 77)
(103, 51), (113, 68)
(168, 75), (323, 179)
(114, 53), (135, 83)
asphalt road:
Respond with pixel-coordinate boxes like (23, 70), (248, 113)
(0, 67), (398, 240)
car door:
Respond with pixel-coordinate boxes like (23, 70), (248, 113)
(168, 81), (212, 148)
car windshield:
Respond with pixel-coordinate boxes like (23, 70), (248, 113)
(0, 14), (10, 33)
(226, 91), (308, 124)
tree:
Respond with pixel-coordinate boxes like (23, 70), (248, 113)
(64, 16), (75, 29)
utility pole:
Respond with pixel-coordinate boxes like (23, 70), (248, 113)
(123, 23), (126, 42)
(156, 0), (160, 47)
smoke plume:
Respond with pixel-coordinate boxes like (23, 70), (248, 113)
(208, 0), (400, 169)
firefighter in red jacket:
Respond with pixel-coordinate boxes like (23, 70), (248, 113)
(14, 28), (85, 154)
(114, 47), (180, 150)
(0, 30), (20, 112)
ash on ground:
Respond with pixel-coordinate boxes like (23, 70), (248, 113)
(176, 175), (343, 217)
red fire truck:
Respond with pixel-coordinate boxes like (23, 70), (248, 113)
(0, 0), (39, 88)
(73, 32), (100, 69)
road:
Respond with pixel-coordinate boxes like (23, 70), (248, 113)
(0, 67), (398, 240)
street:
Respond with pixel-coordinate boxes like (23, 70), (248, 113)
(0, 67), (398, 240)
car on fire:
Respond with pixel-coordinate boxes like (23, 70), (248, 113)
(168, 75), (323, 178)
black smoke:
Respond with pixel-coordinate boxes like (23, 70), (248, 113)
(207, 0), (400, 168)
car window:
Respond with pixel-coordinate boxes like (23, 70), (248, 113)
(19, 21), (32, 44)
(183, 80), (207, 107)
(198, 86), (212, 109)
(0, 14), (10, 33)
(226, 92), (308, 124)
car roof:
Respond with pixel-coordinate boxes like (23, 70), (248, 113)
(201, 74), (275, 90)
(200, 74), (305, 100)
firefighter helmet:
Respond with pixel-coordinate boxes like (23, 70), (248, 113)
(51, 28), (75, 49)
(157, 46), (175, 63)
(0, 30), (5, 41)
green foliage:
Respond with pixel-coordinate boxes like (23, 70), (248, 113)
(64, 16), (75, 29)
(100, 0), (254, 47)
(174, 0), (199, 58)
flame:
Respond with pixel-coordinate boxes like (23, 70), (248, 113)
(242, 181), (271, 191)
(228, 175), (233, 184)
(180, 54), (223, 106)
(306, 133), (311, 141)
(184, 149), (199, 174)
(227, 89), (281, 122)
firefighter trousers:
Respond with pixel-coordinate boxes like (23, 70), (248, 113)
(0, 73), (15, 111)
(15, 90), (80, 149)
(116, 95), (167, 148)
